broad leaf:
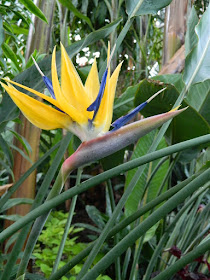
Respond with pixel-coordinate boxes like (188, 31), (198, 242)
(153, 75), (210, 125)
(125, 130), (169, 217)
(185, 80), (210, 124)
(134, 79), (210, 143)
(153, 74), (185, 92)
(126, 0), (172, 17)
(183, 6), (210, 86)
(185, 6), (199, 56)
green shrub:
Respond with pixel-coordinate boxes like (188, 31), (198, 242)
(33, 211), (111, 280)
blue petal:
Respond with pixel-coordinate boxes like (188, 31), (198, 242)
(112, 101), (148, 131)
(43, 76), (56, 99)
(87, 68), (108, 121)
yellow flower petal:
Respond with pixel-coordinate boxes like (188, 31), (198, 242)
(85, 58), (100, 101)
(2, 79), (63, 111)
(103, 62), (123, 132)
(51, 47), (87, 124)
(2, 83), (72, 130)
(60, 44), (90, 111)
(94, 62), (122, 132)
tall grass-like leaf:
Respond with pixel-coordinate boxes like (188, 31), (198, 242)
(0, 94), (19, 131)
(79, 169), (210, 280)
(2, 43), (21, 71)
(19, 0), (48, 23)
(0, 134), (13, 167)
(0, 198), (33, 213)
(1, 134), (72, 280)
(58, 0), (93, 29)
(1, 135), (209, 243)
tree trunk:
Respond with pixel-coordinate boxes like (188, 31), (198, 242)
(162, 0), (188, 65)
(4, 0), (56, 249)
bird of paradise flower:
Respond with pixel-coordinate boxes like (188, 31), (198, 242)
(1, 43), (175, 142)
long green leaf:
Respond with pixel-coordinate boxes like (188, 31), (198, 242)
(0, 135), (209, 245)
(49, 176), (197, 280)
(1, 134), (72, 280)
(0, 198), (33, 213)
(0, 141), (61, 210)
(2, 43), (21, 71)
(0, 94), (19, 131)
(0, 134), (13, 167)
(58, 0), (93, 29)
(80, 169), (210, 280)
(19, 0), (48, 23)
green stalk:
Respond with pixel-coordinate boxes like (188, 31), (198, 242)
(48, 175), (197, 280)
(152, 239), (210, 280)
(16, 170), (64, 278)
(156, 153), (180, 197)
(129, 234), (145, 280)
(140, 156), (169, 201)
(79, 169), (210, 280)
(107, 180), (121, 280)
(51, 167), (83, 274)
(0, 135), (71, 280)
(143, 184), (209, 280)
(0, 135), (209, 243)
(129, 157), (168, 280)
(122, 248), (131, 280)
(15, 134), (72, 278)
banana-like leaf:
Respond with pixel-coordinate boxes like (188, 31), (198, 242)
(125, 130), (169, 217)
(126, 0), (172, 17)
(185, 6), (199, 56)
(185, 80), (210, 124)
(183, 6), (210, 86)
(134, 79), (210, 143)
